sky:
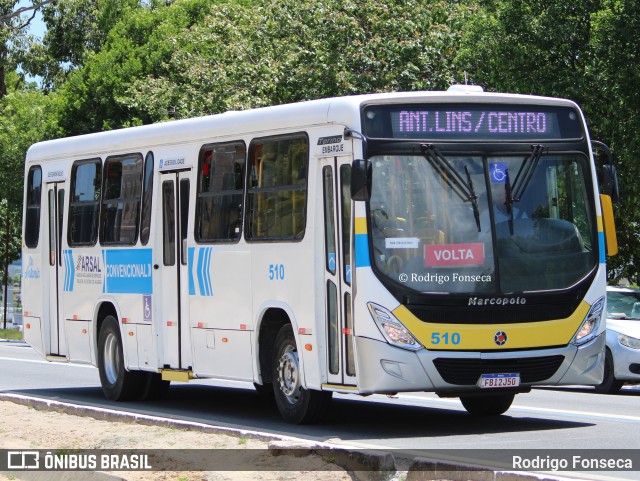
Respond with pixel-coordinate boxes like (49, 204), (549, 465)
(18, 0), (46, 40)
(17, 1), (46, 84)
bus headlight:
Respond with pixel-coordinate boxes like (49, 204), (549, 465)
(572, 297), (604, 346)
(367, 303), (422, 351)
(619, 334), (640, 350)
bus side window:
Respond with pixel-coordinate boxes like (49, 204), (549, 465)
(195, 141), (246, 242)
(100, 153), (143, 245)
(246, 134), (309, 241)
(140, 152), (154, 246)
(24, 165), (42, 248)
(69, 159), (101, 247)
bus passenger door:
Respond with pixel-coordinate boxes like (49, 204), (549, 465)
(46, 182), (65, 355)
(157, 171), (192, 371)
(322, 157), (356, 386)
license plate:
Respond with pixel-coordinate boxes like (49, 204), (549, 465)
(478, 373), (520, 389)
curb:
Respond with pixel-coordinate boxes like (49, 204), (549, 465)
(269, 440), (396, 481)
(0, 393), (596, 481)
(0, 339), (27, 344)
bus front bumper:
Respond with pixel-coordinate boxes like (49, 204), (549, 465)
(354, 333), (605, 395)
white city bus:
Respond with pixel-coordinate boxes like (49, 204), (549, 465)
(22, 87), (618, 423)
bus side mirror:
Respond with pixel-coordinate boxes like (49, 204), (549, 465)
(592, 140), (620, 204)
(602, 164), (620, 204)
(351, 159), (372, 201)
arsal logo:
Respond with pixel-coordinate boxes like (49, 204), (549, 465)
(425, 243), (485, 267)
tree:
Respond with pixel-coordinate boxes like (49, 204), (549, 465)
(0, 0), (52, 98)
(0, 85), (62, 328)
(55, 0), (477, 132)
(589, 0), (640, 284)
(24, 0), (142, 89)
(455, 0), (640, 284)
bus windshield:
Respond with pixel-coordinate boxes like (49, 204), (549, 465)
(368, 151), (597, 294)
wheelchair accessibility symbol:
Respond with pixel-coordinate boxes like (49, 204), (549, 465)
(143, 294), (152, 322)
(490, 162), (509, 183)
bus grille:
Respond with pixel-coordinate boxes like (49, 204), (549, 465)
(433, 355), (565, 385)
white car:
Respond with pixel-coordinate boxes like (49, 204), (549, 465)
(597, 286), (640, 393)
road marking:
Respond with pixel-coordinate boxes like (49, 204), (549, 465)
(392, 393), (640, 423)
(0, 356), (96, 369)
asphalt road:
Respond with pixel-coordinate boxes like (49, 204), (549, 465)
(1, 341), (639, 479)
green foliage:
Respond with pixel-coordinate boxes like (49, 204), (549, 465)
(456, 0), (640, 283)
(2, 0), (640, 282)
(57, 0), (475, 129)
(0, 328), (22, 340)
(0, 88), (63, 264)
(588, 0), (640, 284)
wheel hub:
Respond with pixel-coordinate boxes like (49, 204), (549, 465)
(277, 348), (301, 404)
(103, 332), (121, 385)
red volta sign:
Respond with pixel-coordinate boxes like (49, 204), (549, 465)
(425, 243), (485, 267)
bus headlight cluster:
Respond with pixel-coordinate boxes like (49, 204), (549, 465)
(572, 297), (604, 346)
(367, 303), (422, 351)
(619, 334), (640, 350)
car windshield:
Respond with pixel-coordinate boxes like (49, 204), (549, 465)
(607, 290), (640, 320)
(368, 152), (597, 294)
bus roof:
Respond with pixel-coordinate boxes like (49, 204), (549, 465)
(26, 90), (580, 163)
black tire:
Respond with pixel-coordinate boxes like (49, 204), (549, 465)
(272, 324), (332, 424)
(142, 372), (171, 401)
(253, 382), (274, 398)
(595, 349), (624, 394)
(460, 393), (515, 416)
(97, 316), (146, 401)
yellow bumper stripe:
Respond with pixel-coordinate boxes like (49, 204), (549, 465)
(393, 302), (589, 351)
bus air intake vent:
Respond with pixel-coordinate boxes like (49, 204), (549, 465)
(433, 355), (565, 385)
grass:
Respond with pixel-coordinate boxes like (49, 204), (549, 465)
(0, 328), (23, 340)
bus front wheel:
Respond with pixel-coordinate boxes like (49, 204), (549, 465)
(460, 393), (515, 416)
(97, 316), (146, 401)
(272, 324), (332, 424)
(595, 349), (623, 394)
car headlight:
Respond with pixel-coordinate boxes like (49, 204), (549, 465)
(367, 303), (423, 351)
(572, 296), (604, 345)
(619, 334), (640, 350)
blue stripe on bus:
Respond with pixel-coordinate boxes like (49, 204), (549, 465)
(355, 234), (371, 267)
(63, 250), (74, 292)
(68, 250), (75, 291)
(205, 247), (213, 296)
(195, 247), (214, 297)
(102, 250), (107, 293)
(599, 231), (606, 264)
(188, 247), (195, 295)
(197, 248), (206, 296)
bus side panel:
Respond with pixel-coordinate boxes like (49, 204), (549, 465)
(251, 242), (319, 387)
(65, 319), (92, 363)
(23, 256), (47, 355)
(23, 316), (44, 356)
(191, 328), (253, 381)
(189, 246), (252, 380)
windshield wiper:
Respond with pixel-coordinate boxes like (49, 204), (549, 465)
(511, 144), (545, 201)
(421, 144), (481, 232)
(465, 165), (481, 233)
(504, 168), (514, 235)
(502, 144), (545, 235)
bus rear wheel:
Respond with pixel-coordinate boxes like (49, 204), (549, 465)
(460, 393), (515, 416)
(97, 316), (146, 401)
(272, 324), (332, 424)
